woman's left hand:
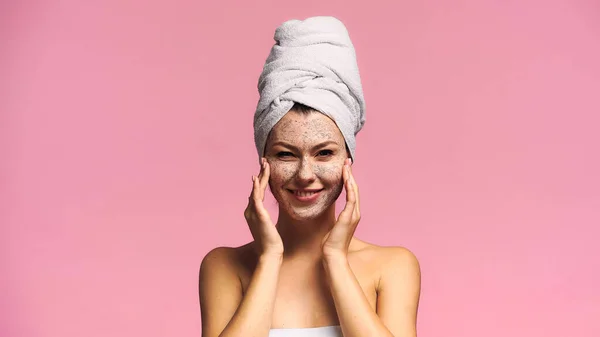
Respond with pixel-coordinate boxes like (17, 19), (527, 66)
(322, 158), (361, 260)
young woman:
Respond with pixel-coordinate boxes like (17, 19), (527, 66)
(199, 17), (421, 337)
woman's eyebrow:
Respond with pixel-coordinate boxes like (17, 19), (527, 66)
(271, 140), (339, 151)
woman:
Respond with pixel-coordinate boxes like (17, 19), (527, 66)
(199, 17), (421, 337)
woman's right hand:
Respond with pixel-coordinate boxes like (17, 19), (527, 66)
(244, 157), (284, 257)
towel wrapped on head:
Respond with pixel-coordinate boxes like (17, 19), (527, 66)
(253, 16), (366, 163)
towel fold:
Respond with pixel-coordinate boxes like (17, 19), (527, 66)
(253, 16), (366, 163)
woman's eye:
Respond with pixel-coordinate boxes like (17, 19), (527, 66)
(277, 151), (294, 158)
(318, 150), (334, 156)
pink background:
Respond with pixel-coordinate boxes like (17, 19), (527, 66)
(2, 0), (599, 336)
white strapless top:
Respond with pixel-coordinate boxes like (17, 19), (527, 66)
(269, 325), (342, 337)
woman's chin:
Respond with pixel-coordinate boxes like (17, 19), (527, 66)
(293, 208), (321, 219)
(287, 201), (330, 221)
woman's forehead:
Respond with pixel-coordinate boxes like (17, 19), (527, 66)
(269, 111), (344, 144)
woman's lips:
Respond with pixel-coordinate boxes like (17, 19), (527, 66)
(287, 189), (324, 203)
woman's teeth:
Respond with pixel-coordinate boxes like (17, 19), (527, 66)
(294, 190), (321, 197)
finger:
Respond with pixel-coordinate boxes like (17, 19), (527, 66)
(337, 165), (356, 224)
(257, 157), (265, 181)
(252, 176), (271, 221)
(349, 175), (360, 222)
(249, 175), (256, 199)
(245, 178), (254, 214)
(250, 175), (257, 202)
(251, 180), (270, 221)
(342, 159), (349, 185)
(337, 201), (355, 228)
(348, 165), (360, 213)
(346, 166), (357, 206)
(255, 160), (269, 204)
(255, 158), (267, 200)
(260, 159), (270, 192)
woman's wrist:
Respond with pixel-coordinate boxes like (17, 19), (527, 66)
(322, 251), (349, 265)
(259, 252), (284, 265)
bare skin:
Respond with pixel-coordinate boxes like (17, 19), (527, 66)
(199, 109), (421, 337)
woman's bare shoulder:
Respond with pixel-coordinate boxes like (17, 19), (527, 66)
(350, 238), (420, 268)
(199, 243), (258, 277)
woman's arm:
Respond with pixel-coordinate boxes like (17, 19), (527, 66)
(199, 247), (283, 337)
(323, 247), (421, 337)
(200, 159), (284, 337)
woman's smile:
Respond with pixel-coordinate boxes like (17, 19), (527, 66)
(287, 188), (325, 203)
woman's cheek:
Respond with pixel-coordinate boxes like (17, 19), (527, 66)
(269, 161), (296, 184)
(314, 163), (342, 184)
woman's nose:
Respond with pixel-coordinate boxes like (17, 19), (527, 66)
(296, 158), (316, 182)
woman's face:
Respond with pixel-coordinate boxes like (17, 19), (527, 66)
(264, 110), (349, 220)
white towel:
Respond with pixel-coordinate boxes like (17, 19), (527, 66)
(253, 16), (366, 163)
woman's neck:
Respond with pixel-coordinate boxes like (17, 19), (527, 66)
(275, 205), (337, 260)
